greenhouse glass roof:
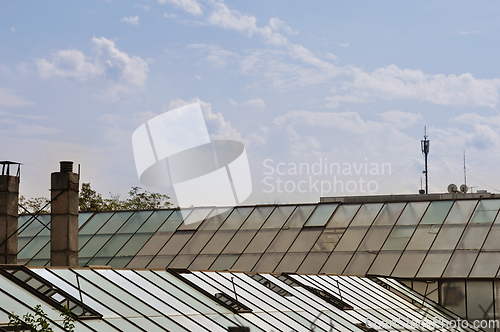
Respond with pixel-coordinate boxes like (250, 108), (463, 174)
(0, 266), (482, 332)
(16, 198), (500, 278)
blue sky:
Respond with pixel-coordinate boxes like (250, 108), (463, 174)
(2, 0), (500, 205)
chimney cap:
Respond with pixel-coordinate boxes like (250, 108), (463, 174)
(60, 161), (74, 172)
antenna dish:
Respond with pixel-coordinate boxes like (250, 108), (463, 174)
(448, 184), (458, 193)
(460, 184), (468, 193)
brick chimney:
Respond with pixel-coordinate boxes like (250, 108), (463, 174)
(51, 161), (79, 267)
(0, 161), (20, 264)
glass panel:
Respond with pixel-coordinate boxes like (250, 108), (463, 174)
(442, 250), (478, 277)
(482, 223), (500, 250)
(333, 227), (369, 251)
(310, 229), (345, 252)
(199, 207), (232, 230)
(240, 206), (274, 230)
(372, 202), (405, 226)
(117, 211), (153, 233)
(244, 229), (280, 254)
(470, 252), (500, 277)
(219, 207), (253, 230)
(141, 210), (175, 232)
(18, 236), (49, 259)
(416, 251), (453, 278)
(79, 234), (112, 258)
(157, 231), (195, 255)
(296, 252), (330, 274)
(266, 229), (301, 253)
(137, 232), (173, 255)
(391, 251), (426, 278)
(179, 231), (216, 255)
(126, 255), (154, 268)
(274, 252), (307, 273)
(157, 209), (188, 232)
(169, 254), (196, 268)
(18, 214), (50, 237)
(381, 225), (416, 250)
(431, 224), (466, 250)
(231, 253), (262, 271)
(287, 228), (323, 252)
(147, 255), (175, 269)
(320, 251), (353, 274)
(222, 230), (257, 254)
(98, 211), (133, 234)
(357, 226), (392, 251)
(343, 251), (377, 275)
(395, 201), (429, 225)
(470, 199), (500, 224)
(177, 207), (213, 230)
(368, 251), (402, 276)
(303, 203), (338, 227)
(78, 212), (94, 228)
(107, 256), (133, 268)
(441, 280), (466, 317)
(209, 254), (239, 270)
(188, 254), (218, 270)
(443, 200), (477, 224)
(456, 224), (491, 249)
(94, 233), (132, 257)
(467, 280), (494, 320)
(419, 200), (453, 225)
(284, 205), (316, 228)
(115, 233), (155, 256)
(252, 253), (285, 273)
(80, 212), (114, 234)
(405, 225), (441, 250)
(262, 205), (296, 229)
(200, 231), (236, 255)
(349, 203), (383, 226)
(326, 204), (360, 228)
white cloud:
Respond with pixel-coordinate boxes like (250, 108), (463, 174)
(327, 65), (500, 108)
(158, 0), (203, 16)
(135, 4), (150, 11)
(10, 26), (15, 34)
(242, 98), (265, 108)
(168, 97), (250, 145)
(163, 12), (179, 19)
(460, 30), (479, 35)
(194, 74), (201, 80)
(36, 37), (149, 95)
(0, 88), (35, 107)
(188, 43), (237, 67)
(338, 42), (350, 47)
(269, 18), (296, 35)
(378, 110), (422, 129)
(206, 2), (288, 46)
(121, 16), (139, 26)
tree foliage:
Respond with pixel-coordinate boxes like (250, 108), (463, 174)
(8, 305), (74, 332)
(79, 183), (172, 211)
(19, 196), (50, 214)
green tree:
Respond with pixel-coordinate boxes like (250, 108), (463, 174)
(19, 196), (50, 214)
(79, 183), (172, 211)
(8, 305), (74, 332)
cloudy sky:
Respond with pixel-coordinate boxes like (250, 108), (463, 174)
(2, 0), (500, 205)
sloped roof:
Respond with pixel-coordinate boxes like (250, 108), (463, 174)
(0, 266), (481, 332)
(17, 198), (500, 278)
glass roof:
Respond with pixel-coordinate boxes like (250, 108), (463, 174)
(16, 198), (500, 279)
(0, 266), (481, 332)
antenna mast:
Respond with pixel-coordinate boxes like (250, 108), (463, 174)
(463, 151), (467, 186)
(421, 127), (430, 194)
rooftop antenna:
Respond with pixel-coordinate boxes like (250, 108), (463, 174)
(421, 127), (430, 194)
(463, 150), (467, 186)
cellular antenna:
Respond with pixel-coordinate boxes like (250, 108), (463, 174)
(421, 127), (430, 194)
(463, 150), (467, 186)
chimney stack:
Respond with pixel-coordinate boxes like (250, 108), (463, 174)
(51, 161), (79, 267)
(0, 161), (20, 264)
